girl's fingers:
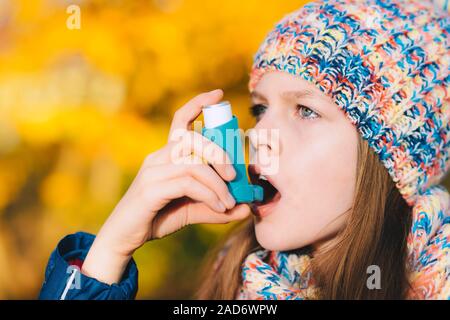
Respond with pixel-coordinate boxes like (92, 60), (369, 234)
(168, 89), (223, 142)
(141, 159), (236, 209)
(148, 176), (227, 214)
(148, 130), (236, 181)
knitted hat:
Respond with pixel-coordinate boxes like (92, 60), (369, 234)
(248, 0), (450, 207)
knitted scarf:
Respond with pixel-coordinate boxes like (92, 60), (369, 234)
(236, 185), (450, 300)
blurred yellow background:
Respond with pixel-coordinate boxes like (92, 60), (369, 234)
(1, 0), (449, 299)
(0, 0), (310, 299)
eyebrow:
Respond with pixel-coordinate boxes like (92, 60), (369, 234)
(251, 89), (316, 101)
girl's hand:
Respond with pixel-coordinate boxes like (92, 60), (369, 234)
(81, 89), (251, 284)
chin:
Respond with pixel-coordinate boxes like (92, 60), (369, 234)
(253, 214), (317, 251)
(254, 219), (302, 251)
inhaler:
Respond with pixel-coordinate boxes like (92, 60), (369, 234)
(202, 101), (263, 203)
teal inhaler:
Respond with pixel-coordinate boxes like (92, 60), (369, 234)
(202, 101), (263, 203)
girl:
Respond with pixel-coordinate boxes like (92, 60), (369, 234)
(40, 0), (450, 299)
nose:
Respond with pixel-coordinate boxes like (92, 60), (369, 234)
(248, 119), (281, 157)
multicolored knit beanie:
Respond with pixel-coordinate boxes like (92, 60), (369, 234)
(231, 0), (450, 299)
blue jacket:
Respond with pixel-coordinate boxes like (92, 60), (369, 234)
(39, 232), (138, 300)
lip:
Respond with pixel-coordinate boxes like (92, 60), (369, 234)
(248, 165), (280, 190)
(248, 164), (282, 218)
(250, 192), (281, 218)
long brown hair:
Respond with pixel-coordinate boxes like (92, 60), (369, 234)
(195, 136), (413, 299)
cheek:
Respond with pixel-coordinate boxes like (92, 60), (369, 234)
(284, 126), (357, 212)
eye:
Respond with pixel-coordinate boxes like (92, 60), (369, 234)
(297, 104), (319, 120)
(249, 104), (267, 121)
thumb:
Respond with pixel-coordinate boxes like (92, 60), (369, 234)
(187, 203), (251, 225)
(151, 201), (251, 239)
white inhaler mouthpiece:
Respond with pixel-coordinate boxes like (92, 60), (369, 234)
(202, 101), (232, 129)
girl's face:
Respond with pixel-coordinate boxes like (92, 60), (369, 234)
(248, 71), (359, 251)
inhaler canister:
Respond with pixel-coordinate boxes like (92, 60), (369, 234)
(202, 101), (264, 203)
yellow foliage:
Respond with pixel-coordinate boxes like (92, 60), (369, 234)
(40, 171), (82, 208)
(0, 0), (337, 299)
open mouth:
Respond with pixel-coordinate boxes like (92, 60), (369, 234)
(248, 165), (281, 216)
